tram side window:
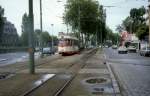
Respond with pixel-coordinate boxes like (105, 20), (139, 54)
(59, 40), (64, 46)
(70, 39), (73, 46)
(71, 40), (74, 46)
(68, 39), (72, 46)
(65, 39), (70, 46)
(75, 40), (79, 46)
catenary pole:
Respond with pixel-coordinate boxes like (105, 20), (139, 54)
(40, 0), (44, 58)
(28, 0), (35, 74)
(148, 0), (150, 46)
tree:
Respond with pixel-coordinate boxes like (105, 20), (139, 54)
(21, 13), (29, 46)
(130, 6), (146, 33)
(117, 6), (147, 40)
(116, 24), (124, 33)
(34, 29), (42, 47)
(107, 27), (120, 45)
(64, 0), (98, 32)
(40, 31), (51, 47)
(64, 0), (106, 47)
(0, 6), (4, 45)
(122, 16), (133, 33)
(136, 25), (148, 40)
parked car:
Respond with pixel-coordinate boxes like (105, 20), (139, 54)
(35, 47), (40, 52)
(104, 45), (109, 48)
(42, 47), (55, 55)
(118, 46), (128, 54)
(112, 45), (117, 49)
(127, 46), (136, 53)
(139, 46), (150, 57)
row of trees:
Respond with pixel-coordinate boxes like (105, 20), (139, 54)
(116, 6), (148, 40)
(21, 13), (57, 47)
(0, 6), (4, 44)
(63, 0), (107, 47)
(0, 5), (57, 48)
(106, 27), (120, 45)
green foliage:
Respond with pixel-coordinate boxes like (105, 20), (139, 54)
(34, 29), (41, 35)
(136, 25), (148, 40)
(116, 24), (124, 33)
(20, 13), (29, 46)
(40, 31), (51, 43)
(122, 16), (133, 33)
(107, 27), (120, 44)
(130, 6), (146, 33)
(21, 31), (28, 46)
(64, 0), (107, 46)
(0, 6), (4, 44)
(34, 29), (58, 47)
(64, 0), (99, 34)
(116, 6), (147, 40)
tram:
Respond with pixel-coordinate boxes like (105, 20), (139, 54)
(58, 32), (79, 55)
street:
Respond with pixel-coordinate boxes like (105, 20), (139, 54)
(104, 48), (150, 96)
(0, 52), (40, 66)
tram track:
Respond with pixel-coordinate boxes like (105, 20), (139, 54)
(53, 74), (76, 96)
(17, 48), (98, 96)
(53, 48), (98, 96)
(65, 48), (98, 70)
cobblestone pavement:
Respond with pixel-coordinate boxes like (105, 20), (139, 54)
(60, 49), (120, 96)
(104, 48), (150, 96)
(110, 63), (150, 96)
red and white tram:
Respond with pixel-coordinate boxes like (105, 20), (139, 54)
(58, 32), (79, 55)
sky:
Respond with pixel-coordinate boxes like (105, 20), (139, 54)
(0, 0), (148, 36)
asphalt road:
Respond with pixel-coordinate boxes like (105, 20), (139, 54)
(104, 48), (150, 96)
(0, 52), (40, 66)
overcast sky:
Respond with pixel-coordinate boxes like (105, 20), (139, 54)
(0, 0), (148, 36)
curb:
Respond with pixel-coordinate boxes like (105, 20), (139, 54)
(107, 63), (121, 96)
(103, 54), (121, 96)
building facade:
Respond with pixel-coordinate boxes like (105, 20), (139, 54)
(1, 18), (19, 46)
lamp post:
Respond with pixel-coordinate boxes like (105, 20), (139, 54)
(28, 0), (35, 74)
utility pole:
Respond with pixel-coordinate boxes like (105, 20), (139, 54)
(78, 0), (81, 48)
(28, 0), (35, 74)
(51, 24), (54, 50)
(40, 0), (43, 32)
(148, 0), (150, 46)
(96, 25), (98, 47)
(40, 0), (43, 58)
